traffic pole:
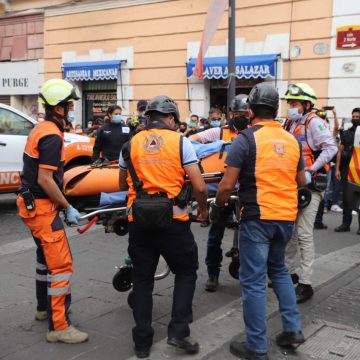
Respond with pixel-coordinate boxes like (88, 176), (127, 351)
(227, 0), (236, 115)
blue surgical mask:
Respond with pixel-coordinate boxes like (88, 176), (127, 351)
(210, 120), (221, 127)
(67, 111), (76, 123)
(287, 108), (302, 120)
(112, 114), (122, 124)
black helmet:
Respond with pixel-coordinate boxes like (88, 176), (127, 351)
(144, 95), (180, 123)
(248, 83), (279, 110)
(230, 94), (249, 112)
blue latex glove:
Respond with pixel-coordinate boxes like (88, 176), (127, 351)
(65, 205), (80, 225)
(305, 171), (312, 185)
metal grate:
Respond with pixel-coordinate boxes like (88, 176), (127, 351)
(297, 325), (360, 359)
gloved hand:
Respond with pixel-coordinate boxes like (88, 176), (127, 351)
(209, 200), (225, 224)
(65, 205), (80, 225)
(305, 171), (313, 185)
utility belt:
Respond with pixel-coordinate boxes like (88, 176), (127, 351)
(122, 143), (192, 230)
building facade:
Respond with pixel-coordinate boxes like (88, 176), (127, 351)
(1, 0), (360, 124)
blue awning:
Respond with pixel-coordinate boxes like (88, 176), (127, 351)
(63, 60), (122, 81)
(186, 54), (278, 79)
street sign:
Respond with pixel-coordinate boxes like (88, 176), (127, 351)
(336, 25), (360, 50)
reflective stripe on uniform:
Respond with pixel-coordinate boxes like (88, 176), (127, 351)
(47, 273), (72, 282)
(36, 274), (48, 282)
(36, 262), (47, 271)
(48, 286), (70, 296)
(173, 206), (189, 215)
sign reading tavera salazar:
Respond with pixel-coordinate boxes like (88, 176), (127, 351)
(336, 25), (360, 50)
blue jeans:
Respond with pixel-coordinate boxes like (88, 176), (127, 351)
(239, 220), (301, 354)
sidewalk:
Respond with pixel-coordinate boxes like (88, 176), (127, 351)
(1, 222), (360, 360)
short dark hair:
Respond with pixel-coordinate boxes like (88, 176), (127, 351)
(352, 107), (360, 114)
(179, 121), (187, 129)
(250, 104), (276, 119)
(190, 114), (199, 120)
(209, 107), (222, 115)
(107, 105), (122, 116)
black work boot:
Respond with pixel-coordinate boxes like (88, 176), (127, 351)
(296, 283), (314, 303)
(205, 275), (219, 292)
(335, 224), (350, 232)
(314, 222), (328, 230)
(276, 331), (305, 347)
(167, 336), (199, 354)
(134, 347), (150, 359)
(229, 341), (269, 360)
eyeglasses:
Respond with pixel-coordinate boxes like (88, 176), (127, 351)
(285, 85), (317, 100)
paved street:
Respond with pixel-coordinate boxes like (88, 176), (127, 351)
(1, 194), (360, 360)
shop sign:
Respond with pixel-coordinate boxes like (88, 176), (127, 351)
(336, 25), (360, 50)
(0, 61), (39, 95)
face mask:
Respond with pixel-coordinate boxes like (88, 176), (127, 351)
(352, 118), (360, 127)
(112, 114), (122, 124)
(67, 111), (76, 123)
(287, 108), (302, 120)
(75, 128), (82, 134)
(188, 121), (197, 127)
(210, 119), (221, 127)
(231, 116), (249, 131)
(179, 127), (186, 133)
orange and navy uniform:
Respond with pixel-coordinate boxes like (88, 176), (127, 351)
(119, 123), (198, 222)
(220, 127), (238, 142)
(226, 121), (304, 221)
(21, 119), (65, 197)
(17, 118), (72, 331)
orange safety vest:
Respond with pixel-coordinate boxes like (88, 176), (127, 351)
(220, 127), (237, 142)
(292, 113), (329, 173)
(126, 127), (189, 221)
(238, 121), (300, 221)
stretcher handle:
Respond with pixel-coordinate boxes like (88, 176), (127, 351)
(77, 215), (99, 234)
(79, 206), (127, 220)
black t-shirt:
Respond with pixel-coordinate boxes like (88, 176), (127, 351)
(340, 127), (355, 167)
(92, 122), (130, 161)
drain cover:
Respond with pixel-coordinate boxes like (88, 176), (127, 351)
(298, 325), (360, 359)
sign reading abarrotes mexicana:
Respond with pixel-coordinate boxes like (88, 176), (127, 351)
(186, 54), (278, 79)
(63, 60), (122, 81)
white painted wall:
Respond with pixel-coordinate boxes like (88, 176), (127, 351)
(328, 0), (360, 118)
(186, 33), (289, 116)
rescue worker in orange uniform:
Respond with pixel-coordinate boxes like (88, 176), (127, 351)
(118, 96), (208, 359)
(190, 94), (249, 292)
(284, 83), (337, 303)
(189, 95), (249, 144)
(213, 83), (307, 359)
(17, 79), (88, 344)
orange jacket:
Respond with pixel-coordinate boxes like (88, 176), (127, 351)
(220, 128), (237, 142)
(126, 127), (189, 221)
